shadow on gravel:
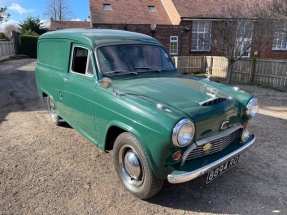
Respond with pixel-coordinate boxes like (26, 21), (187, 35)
(147, 113), (287, 214)
(0, 59), (46, 124)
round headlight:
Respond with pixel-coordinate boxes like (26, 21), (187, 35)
(172, 119), (195, 147)
(246, 98), (259, 118)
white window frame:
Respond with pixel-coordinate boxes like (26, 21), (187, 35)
(191, 21), (212, 52)
(272, 24), (287, 50)
(70, 46), (94, 77)
(103, 4), (112, 10)
(148, 6), (156, 12)
(235, 21), (253, 58)
(170, 36), (178, 55)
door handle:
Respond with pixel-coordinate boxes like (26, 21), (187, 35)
(63, 78), (70, 83)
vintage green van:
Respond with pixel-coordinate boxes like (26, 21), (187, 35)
(35, 29), (258, 199)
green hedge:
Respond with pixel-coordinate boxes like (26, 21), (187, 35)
(19, 35), (39, 58)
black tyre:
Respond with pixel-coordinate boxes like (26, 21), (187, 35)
(47, 96), (61, 126)
(113, 132), (164, 199)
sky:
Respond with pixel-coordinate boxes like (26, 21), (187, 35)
(0, 0), (90, 31)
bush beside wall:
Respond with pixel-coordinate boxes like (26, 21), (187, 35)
(19, 35), (39, 58)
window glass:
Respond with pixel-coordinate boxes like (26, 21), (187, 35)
(86, 55), (94, 76)
(97, 44), (174, 75)
(273, 24), (287, 50)
(103, 4), (112, 10)
(191, 21), (211, 51)
(72, 47), (88, 75)
(235, 22), (253, 58)
(170, 36), (178, 55)
(148, 6), (156, 11)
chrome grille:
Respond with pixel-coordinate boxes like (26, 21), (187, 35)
(186, 129), (241, 160)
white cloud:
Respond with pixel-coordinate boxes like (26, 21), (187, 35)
(8, 3), (34, 14)
(0, 19), (19, 31)
(41, 20), (50, 29)
(70, 18), (90, 22)
(70, 18), (81, 21)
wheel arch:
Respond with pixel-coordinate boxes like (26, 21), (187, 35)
(104, 122), (154, 169)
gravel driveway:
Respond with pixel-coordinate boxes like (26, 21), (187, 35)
(0, 58), (286, 215)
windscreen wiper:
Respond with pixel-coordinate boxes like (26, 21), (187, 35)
(105, 70), (138, 76)
(134, 67), (161, 72)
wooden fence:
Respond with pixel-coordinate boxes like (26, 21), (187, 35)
(0, 40), (15, 61)
(173, 56), (287, 89)
(173, 56), (204, 73)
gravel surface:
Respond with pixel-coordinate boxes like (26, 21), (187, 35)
(0, 58), (286, 215)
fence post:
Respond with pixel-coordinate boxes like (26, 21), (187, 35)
(173, 56), (178, 68)
(250, 58), (256, 83)
(210, 57), (213, 75)
(12, 31), (21, 55)
(202, 56), (206, 73)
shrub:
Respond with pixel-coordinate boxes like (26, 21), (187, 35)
(19, 35), (39, 58)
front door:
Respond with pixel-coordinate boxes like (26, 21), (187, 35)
(63, 45), (97, 141)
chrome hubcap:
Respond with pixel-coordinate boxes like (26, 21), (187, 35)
(124, 150), (141, 179)
(119, 146), (144, 187)
(49, 98), (58, 121)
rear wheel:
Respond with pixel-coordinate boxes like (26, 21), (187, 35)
(47, 96), (61, 126)
(113, 132), (164, 199)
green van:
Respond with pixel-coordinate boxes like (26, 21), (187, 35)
(35, 29), (259, 199)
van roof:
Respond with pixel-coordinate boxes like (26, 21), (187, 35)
(39, 29), (161, 48)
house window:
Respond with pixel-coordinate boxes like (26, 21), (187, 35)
(273, 25), (287, 50)
(170, 36), (178, 55)
(191, 21), (211, 51)
(103, 4), (112, 10)
(148, 6), (156, 11)
(235, 22), (253, 58)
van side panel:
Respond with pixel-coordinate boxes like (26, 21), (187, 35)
(36, 39), (70, 117)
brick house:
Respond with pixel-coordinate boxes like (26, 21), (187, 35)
(49, 19), (90, 31)
(88, 0), (287, 59)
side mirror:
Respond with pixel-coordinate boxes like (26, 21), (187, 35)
(100, 77), (112, 89)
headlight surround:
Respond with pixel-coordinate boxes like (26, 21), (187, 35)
(246, 98), (259, 118)
(172, 119), (195, 147)
(241, 129), (250, 144)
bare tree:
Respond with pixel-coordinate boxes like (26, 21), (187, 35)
(268, 0), (287, 20)
(209, 1), (274, 83)
(44, 0), (73, 21)
(0, 6), (10, 23)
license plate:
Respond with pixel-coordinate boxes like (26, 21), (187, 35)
(206, 155), (240, 184)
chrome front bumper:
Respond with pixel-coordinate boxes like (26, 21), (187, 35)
(167, 134), (255, 184)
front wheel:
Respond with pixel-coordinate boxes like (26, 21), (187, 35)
(47, 96), (61, 126)
(113, 132), (164, 199)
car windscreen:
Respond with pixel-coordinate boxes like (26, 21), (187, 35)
(97, 44), (175, 76)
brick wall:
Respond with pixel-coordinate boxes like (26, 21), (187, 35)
(92, 23), (192, 56)
(92, 22), (287, 59)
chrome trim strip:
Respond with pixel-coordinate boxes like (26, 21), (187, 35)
(167, 135), (255, 184)
(196, 124), (242, 146)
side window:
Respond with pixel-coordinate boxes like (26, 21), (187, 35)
(71, 46), (94, 76)
(86, 56), (94, 76)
